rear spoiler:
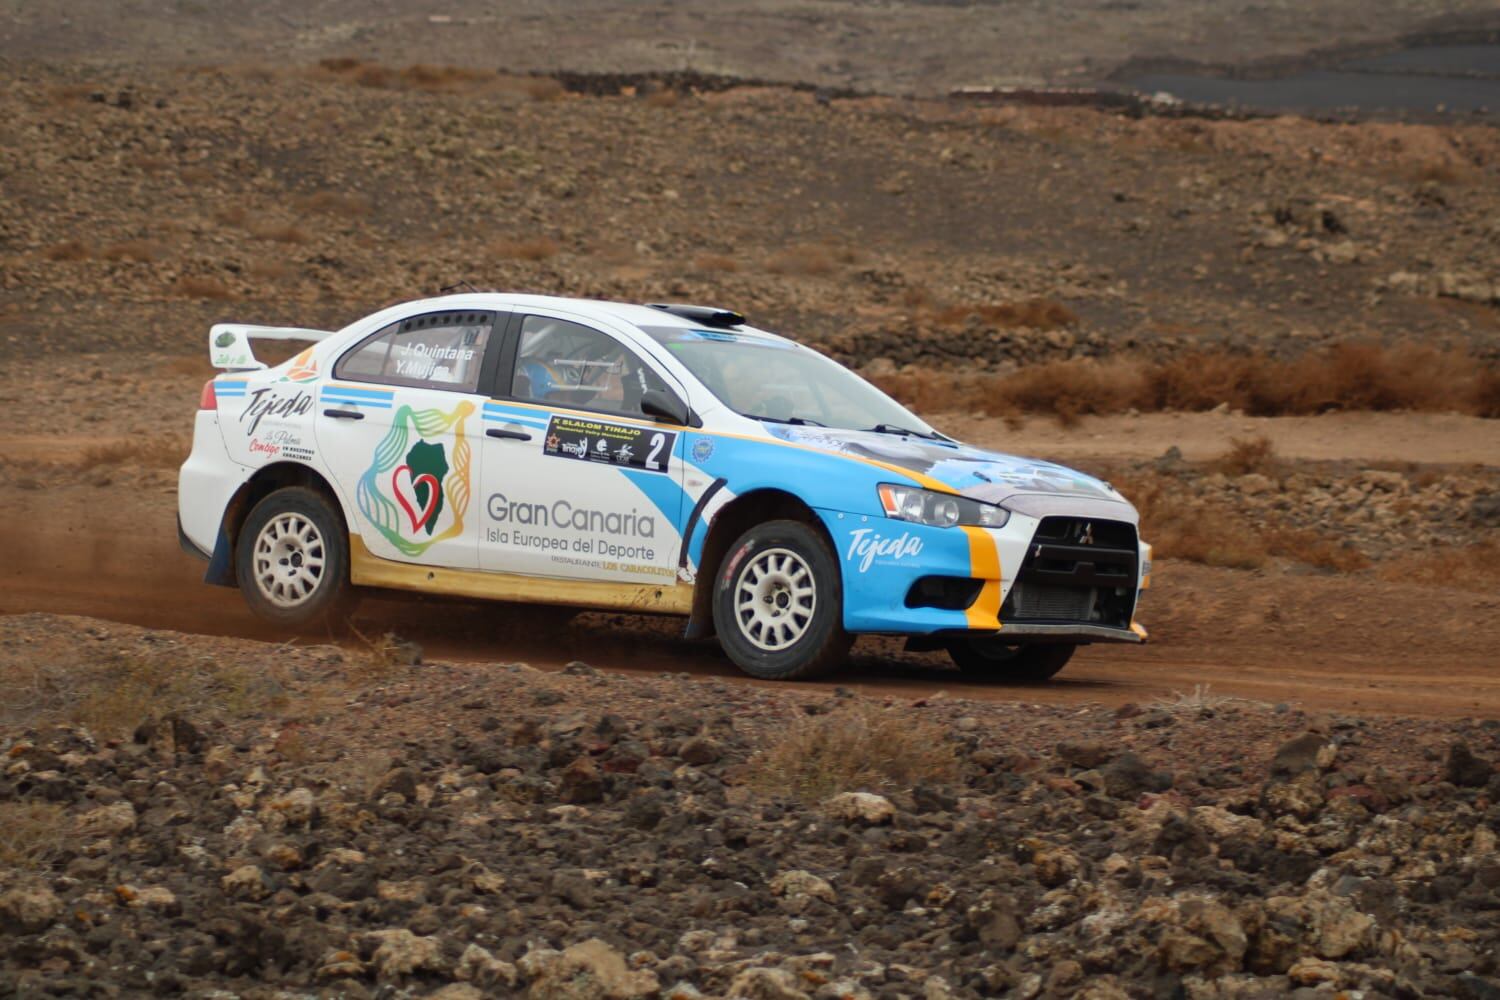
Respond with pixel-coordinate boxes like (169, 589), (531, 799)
(209, 324), (334, 371)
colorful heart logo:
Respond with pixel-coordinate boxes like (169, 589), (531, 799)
(391, 464), (441, 533)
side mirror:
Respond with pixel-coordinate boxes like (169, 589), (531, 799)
(640, 389), (691, 426)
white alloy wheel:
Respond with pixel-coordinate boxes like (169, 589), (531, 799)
(251, 512), (326, 608)
(733, 546), (817, 651)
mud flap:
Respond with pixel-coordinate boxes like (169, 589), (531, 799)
(204, 524), (236, 587)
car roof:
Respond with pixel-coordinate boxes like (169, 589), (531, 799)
(366, 293), (710, 332)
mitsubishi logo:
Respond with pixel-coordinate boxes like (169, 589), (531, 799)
(1078, 522), (1095, 546)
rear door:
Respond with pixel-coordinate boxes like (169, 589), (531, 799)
(478, 311), (690, 585)
(314, 309), (501, 570)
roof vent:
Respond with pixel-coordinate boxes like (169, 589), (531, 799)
(646, 302), (746, 329)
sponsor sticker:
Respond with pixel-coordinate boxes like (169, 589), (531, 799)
(845, 527), (924, 573)
(543, 414), (676, 474)
(691, 437), (715, 463)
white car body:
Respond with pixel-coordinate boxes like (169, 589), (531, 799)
(179, 293), (1149, 678)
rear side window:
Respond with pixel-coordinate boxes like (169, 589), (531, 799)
(336, 311), (493, 392)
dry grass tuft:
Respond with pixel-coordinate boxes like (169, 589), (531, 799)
(78, 435), (187, 471)
(643, 88), (681, 108)
(100, 239), (162, 263)
(748, 702), (959, 802)
(248, 221), (311, 244)
(295, 191), (371, 218)
(692, 253), (740, 274)
(1378, 541), (1500, 589)
(248, 259), (292, 280)
(766, 244), (840, 277)
(525, 77), (566, 102)
(0, 802), (67, 871)
(1214, 435), (1278, 477)
(170, 275), (234, 300)
(869, 341), (1500, 421)
(44, 240), (91, 262)
(492, 236), (560, 261)
(345, 624), (411, 684)
(1262, 527), (1371, 573)
(1112, 471), (1267, 570)
(933, 298), (1078, 331)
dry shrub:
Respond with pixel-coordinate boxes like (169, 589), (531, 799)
(398, 63), (493, 92)
(766, 245), (841, 277)
(215, 205), (249, 226)
(1473, 369), (1500, 419)
(0, 648), (286, 737)
(901, 285), (935, 310)
(49, 83), (95, 105)
(1261, 527), (1371, 573)
(248, 259), (292, 280)
(526, 77), (565, 101)
(179, 165), (214, 184)
(44, 240), (90, 262)
(493, 237), (560, 261)
(1378, 541), (1500, 589)
(873, 341), (1500, 421)
(318, 56), (362, 73)
(78, 434), (187, 470)
(171, 275), (234, 300)
(693, 253), (739, 274)
(996, 358), (1144, 426)
(295, 191), (371, 218)
(748, 702), (959, 803)
(0, 802), (67, 870)
(1214, 435), (1278, 477)
(644, 88), (680, 108)
(345, 625), (412, 684)
(248, 221), (310, 244)
(1113, 472), (1267, 570)
(100, 240), (161, 263)
(933, 298), (1078, 331)
(160, 356), (211, 377)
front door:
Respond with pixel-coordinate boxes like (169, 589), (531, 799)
(479, 312), (689, 586)
(314, 309), (499, 570)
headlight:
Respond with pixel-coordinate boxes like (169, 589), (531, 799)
(877, 484), (1010, 529)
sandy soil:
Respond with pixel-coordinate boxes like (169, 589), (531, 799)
(3, 415), (1497, 719)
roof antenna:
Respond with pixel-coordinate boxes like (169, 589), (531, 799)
(439, 280), (482, 294)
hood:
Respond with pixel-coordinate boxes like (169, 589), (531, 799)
(765, 425), (1138, 522)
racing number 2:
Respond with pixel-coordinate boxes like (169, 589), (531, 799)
(646, 432), (667, 471)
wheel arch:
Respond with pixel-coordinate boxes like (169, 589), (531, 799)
(684, 487), (840, 640)
(206, 463), (348, 586)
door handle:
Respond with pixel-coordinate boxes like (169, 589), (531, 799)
(323, 408), (365, 420)
(486, 428), (533, 441)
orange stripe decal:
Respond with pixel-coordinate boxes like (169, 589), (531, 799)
(962, 526), (1003, 630)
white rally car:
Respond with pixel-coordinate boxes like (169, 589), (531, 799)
(179, 294), (1149, 681)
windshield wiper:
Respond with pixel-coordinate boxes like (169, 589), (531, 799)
(866, 422), (943, 440)
(745, 414), (826, 427)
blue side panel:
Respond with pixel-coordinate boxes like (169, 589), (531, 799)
(620, 468), (689, 534)
(682, 432), (914, 515)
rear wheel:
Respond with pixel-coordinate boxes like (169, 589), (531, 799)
(946, 639), (1077, 683)
(713, 519), (851, 680)
(236, 487), (356, 629)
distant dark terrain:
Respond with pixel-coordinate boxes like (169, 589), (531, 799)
(3, 0), (1499, 95)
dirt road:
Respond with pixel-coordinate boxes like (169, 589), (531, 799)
(3, 467), (1497, 719)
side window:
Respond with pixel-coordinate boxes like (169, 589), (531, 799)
(510, 315), (669, 418)
(335, 311), (493, 392)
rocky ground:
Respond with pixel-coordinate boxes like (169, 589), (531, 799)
(2, 63), (1500, 375)
(2, 614), (1499, 999)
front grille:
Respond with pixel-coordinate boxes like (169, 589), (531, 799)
(1005, 582), (1096, 621)
(1003, 517), (1138, 627)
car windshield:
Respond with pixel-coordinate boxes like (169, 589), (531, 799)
(642, 326), (936, 435)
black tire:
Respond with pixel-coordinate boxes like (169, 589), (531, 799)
(946, 639), (1077, 683)
(712, 519), (851, 680)
(235, 486), (357, 630)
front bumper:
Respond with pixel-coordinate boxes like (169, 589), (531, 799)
(817, 507), (1146, 639)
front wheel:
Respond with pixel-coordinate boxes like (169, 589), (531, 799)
(712, 519), (851, 680)
(235, 486), (356, 629)
(946, 639), (1077, 683)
